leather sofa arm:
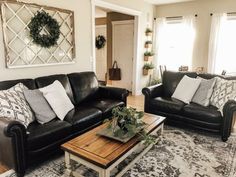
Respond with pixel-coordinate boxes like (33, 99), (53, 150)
(142, 84), (164, 113)
(221, 100), (236, 141)
(0, 118), (27, 176)
(99, 86), (129, 106)
(142, 83), (164, 99)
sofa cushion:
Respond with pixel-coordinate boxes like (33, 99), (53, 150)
(23, 89), (56, 124)
(0, 79), (36, 90)
(89, 99), (125, 118)
(210, 77), (236, 113)
(183, 103), (222, 124)
(39, 81), (74, 120)
(27, 119), (72, 151)
(0, 83), (35, 128)
(192, 77), (216, 107)
(65, 106), (102, 132)
(172, 75), (201, 104)
(68, 72), (99, 105)
(162, 71), (197, 97)
(35, 74), (74, 104)
(149, 97), (186, 114)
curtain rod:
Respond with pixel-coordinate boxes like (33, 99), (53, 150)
(154, 14), (198, 20)
(210, 12), (236, 16)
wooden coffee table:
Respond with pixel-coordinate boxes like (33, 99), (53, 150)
(61, 113), (165, 177)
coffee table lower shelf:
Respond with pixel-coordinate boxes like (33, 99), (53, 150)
(64, 124), (164, 177)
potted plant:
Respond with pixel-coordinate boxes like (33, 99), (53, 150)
(104, 107), (155, 145)
(144, 51), (154, 61)
(145, 40), (152, 48)
(145, 28), (153, 36)
(143, 63), (154, 75)
(147, 76), (161, 87)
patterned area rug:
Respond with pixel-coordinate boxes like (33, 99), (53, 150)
(2, 126), (236, 177)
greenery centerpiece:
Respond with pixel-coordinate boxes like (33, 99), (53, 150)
(143, 63), (155, 75)
(145, 28), (153, 36)
(144, 51), (154, 61)
(96, 35), (106, 49)
(28, 11), (60, 48)
(145, 40), (152, 48)
(99, 107), (155, 145)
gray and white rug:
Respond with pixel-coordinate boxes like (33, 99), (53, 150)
(2, 126), (236, 177)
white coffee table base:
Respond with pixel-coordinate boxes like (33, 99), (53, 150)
(64, 124), (164, 177)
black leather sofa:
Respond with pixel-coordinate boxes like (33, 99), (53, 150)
(142, 71), (236, 142)
(0, 72), (129, 177)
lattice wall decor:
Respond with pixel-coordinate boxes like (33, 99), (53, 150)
(0, 1), (75, 68)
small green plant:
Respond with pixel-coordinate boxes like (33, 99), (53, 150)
(147, 77), (161, 86)
(107, 107), (155, 145)
(145, 40), (152, 45)
(143, 63), (155, 70)
(144, 51), (154, 56)
(145, 28), (153, 34)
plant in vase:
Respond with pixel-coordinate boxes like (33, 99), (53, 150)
(144, 51), (154, 61)
(145, 28), (153, 36)
(143, 63), (154, 75)
(145, 40), (152, 48)
(106, 107), (155, 145)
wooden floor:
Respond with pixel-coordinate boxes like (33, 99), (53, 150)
(0, 94), (235, 174)
(127, 95), (144, 111)
(0, 163), (8, 174)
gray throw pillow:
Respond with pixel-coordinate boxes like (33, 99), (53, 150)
(192, 77), (216, 107)
(23, 89), (56, 124)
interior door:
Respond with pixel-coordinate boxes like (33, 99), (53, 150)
(112, 20), (134, 91)
(95, 25), (107, 81)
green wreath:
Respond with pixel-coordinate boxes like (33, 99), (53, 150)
(28, 11), (60, 48)
(96, 35), (106, 49)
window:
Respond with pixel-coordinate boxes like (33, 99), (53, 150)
(155, 16), (196, 71)
(209, 14), (236, 74)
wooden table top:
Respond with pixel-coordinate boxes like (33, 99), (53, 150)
(61, 113), (165, 168)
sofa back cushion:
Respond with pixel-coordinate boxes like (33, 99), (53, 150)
(0, 79), (36, 90)
(198, 73), (236, 80)
(68, 72), (99, 105)
(162, 71), (197, 97)
(35, 74), (75, 104)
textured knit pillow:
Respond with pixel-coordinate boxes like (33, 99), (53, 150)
(192, 77), (216, 107)
(23, 89), (56, 124)
(0, 83), (34, 127)
(172, 75), (201, 104)
(210, 77), (236, 113)
(39, 80), (74, 120)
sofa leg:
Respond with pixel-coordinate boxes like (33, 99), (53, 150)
(222, 136), (228, 142)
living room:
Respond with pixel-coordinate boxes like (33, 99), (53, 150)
(0, 0), (236, 177)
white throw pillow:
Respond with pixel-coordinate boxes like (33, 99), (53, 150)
(172, 75), (201, 104)
(0, 83), (34, 127)
(39, 80), (74, 120)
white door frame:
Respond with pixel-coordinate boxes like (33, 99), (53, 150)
(91, 0), (142, 95)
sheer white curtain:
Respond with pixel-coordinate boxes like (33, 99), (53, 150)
(153, 17), (166, 76)
(208, 13), (227, 73)
(154, 15), (196, 72)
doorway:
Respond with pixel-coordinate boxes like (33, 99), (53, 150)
(112, 20), (134, 91)
(91, 0), (141, 95)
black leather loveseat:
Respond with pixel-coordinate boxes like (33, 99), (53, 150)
(0, 72), (129, 177)
(142, 71), (236, 142)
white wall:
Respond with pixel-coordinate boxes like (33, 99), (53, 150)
(0, 0), (154, 95)
(155, 0), (236, 72)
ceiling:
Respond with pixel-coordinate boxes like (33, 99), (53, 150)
(145, 0), (197, 5)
